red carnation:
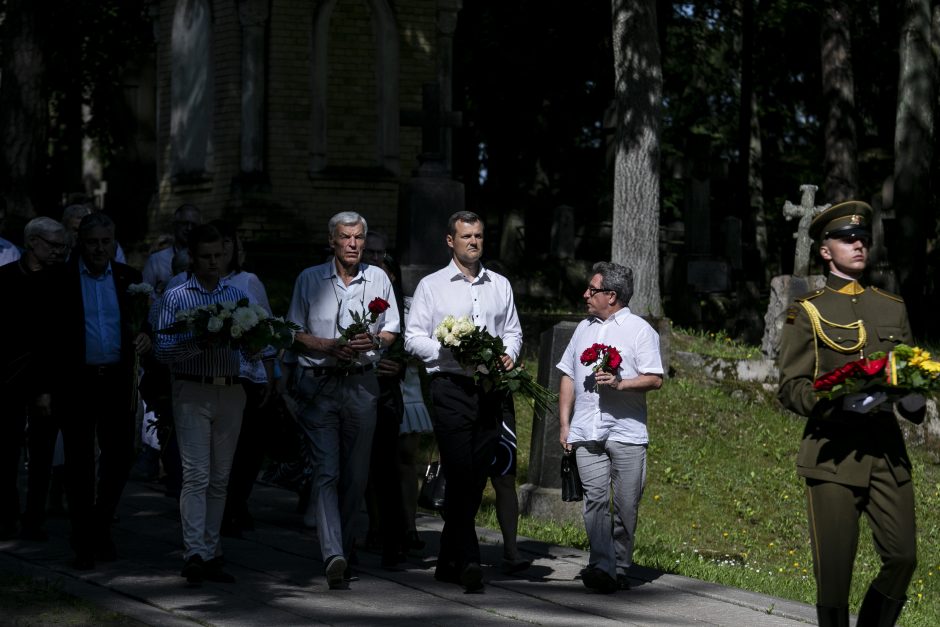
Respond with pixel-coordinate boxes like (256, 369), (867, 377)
(368, 297), (390, 317)
(606, 347), (622, 370)
(580, 347), (600, 365)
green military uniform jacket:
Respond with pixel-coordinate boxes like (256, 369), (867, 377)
(777, 274), (920, 488)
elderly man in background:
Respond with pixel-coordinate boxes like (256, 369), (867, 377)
(143, 204), (201, 293)
(557, 262), (663, 593)
(284, 211), (399, 589)
(59, 213), (152, 569)
(0, 217), (67, 540)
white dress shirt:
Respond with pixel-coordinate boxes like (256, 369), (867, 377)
(285, 259), (400, 367)
(556, 307), (663, 445)
(405, 259), (522, 375)
(0, 237), (21, 267)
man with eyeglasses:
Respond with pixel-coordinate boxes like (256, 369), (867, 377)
(405, 210), (524, 592)
(283, 211), (400, 589)
(777, 201), (924, 627)
(143, 204), (201, 294)
(557, 262), (664, 593)
(0, 217), (68, 541)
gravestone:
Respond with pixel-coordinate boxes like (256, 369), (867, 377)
(398, 82), (463, 295)
(550, 205), (576, 260)
(761, 185), (828, 358)
(519, 322), (581, 523)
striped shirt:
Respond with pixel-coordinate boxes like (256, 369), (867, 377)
(155, 275), (246, 377)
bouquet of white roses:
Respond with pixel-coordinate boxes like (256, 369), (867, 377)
(434, 315), (557, 415)
(160, 298), (300, 357)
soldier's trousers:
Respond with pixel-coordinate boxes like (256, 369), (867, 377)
(805, 455), (916, 607)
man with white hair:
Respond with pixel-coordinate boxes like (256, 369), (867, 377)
(284, 211), (400, 589)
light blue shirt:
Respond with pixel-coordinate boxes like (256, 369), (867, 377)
(80, 258), (122, 365)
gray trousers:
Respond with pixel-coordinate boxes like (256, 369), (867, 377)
(297, 370), (378, 563)
(575, 440), (647, 578)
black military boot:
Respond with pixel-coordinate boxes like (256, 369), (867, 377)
(815, 605), (849, 627)
(856, 585), (906, 627)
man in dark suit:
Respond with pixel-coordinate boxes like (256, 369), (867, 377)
(60, 213), (151, 569)
(778, 201), (925, 627)
(0, 217), (67, 540)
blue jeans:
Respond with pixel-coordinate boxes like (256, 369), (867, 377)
(297, 370), (378, 563)
(575, 440), (647, 578)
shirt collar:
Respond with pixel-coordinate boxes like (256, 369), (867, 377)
(320, 258), (366, 284)
(447, 258), (489, 284)
(184, 273), (228, 295)
(79, 257), (112, 278)
(589, 305), (630, 326)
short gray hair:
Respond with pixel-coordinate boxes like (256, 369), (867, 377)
(61, 203), (92, 224)
(78, 212), (115, 236)
(592, 261), (634, 306)
(328, 211), (368, 238)
(24, 217), (67, 243)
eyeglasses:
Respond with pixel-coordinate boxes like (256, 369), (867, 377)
(35, 235), (68, 251)
(587, 286), (612, 297)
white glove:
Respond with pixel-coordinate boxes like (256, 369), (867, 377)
(842, 391), (888, 414)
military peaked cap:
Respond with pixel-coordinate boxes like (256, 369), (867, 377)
(809, 200), (872, 241)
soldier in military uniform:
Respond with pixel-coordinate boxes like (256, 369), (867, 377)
(777, 200), (926, 627)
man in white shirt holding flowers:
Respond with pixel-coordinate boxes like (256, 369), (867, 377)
(283, 211), (399, 590)
(557, 262), (663, 594)
(405, 210), (522, 592)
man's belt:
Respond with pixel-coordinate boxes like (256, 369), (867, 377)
(83, 364), (122, 377)
(302, 362), (377, 377)
(174, 374), (237, 386)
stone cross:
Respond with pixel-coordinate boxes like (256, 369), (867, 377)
(783, 184), (829, 276)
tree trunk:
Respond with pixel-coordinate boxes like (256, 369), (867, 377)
(821, 0), (858, 203)
(893, 0), (935, 335)
(0, 0), (48, 218)
(610, 0), (663, 318)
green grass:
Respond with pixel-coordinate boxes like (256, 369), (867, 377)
(0, 574), (143, 625)
(671, 326), (762, 360)
(476, 333), (940, 626)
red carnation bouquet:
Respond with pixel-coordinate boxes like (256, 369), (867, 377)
(580, 343), (623, 373)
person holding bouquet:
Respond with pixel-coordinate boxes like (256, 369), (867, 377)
(404, 211), (524, 592)
(283, 211), (400, 589)
(777, 201), (925, 627)
(556, 262), (663, 593)
(155, 224), (250, 585)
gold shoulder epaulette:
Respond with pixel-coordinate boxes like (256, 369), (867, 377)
(795, 289), (825, 303)
(871, 286), (904, 303)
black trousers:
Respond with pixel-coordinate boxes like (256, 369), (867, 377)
(0, 393), (27, 530)
(61, 367), (136, 556)
(23, 412), (59, 529)
(368, 376), (405, 558)
(806, 455), (917, 606)
(429, 374), (506, 569)
(224, 381), (269, 523)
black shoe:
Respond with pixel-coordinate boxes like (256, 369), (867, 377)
(325, 555), (348, 590)
(181, 555), (204, 585)
(71, 554), (95, 571)
(343, 566), (360, 582)
(501, 557), (532, 574)
(459, 562), (484, 592)
(434, 561), (460, 584)
(405, 530), (425, 551)
(617, 574), (631, 590)
(204, 557), (236, 583)
(581, 567), (617, 593)
(95, 537), (118, 562)
(815, 604), (849, 627)
(856, 585), (905, 627)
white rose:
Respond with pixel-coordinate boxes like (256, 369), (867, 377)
(207, 316), (224, 333)
(128, 282), (154, 295)
(443, 333), (459, 347)
(220, 300), (237, 311)
(217, 309), (232, 319)
(230, 324), (244, 338)
(233, 307), (260, 329)
(250, 303), (268, 318)
(476, 364), (490, 375)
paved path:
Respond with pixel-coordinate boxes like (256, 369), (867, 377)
(1, 479), (818, 626)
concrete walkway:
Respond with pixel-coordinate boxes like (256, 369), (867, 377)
(1, 478), (818, 626)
